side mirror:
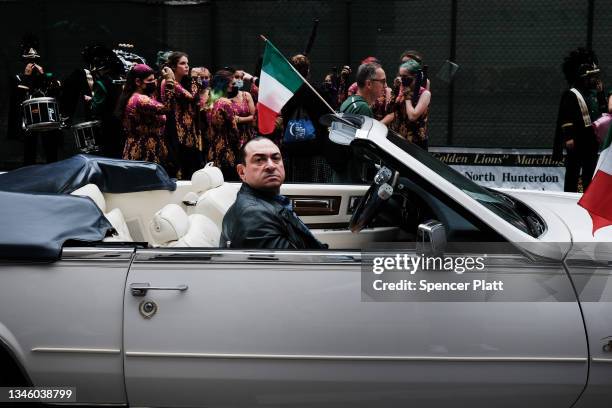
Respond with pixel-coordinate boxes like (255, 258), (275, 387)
(417, 220), (447, 256)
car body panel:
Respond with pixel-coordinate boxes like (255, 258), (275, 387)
(123, 249), (587, 408)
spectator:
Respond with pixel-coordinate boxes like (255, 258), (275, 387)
(161, 51), (203, 179)
(230, 69), (257, 146)
(399, 49), (431, 90)
(347, 58), (391, 120)
(117, 64), (175, 166)
(339, 62), (387, 117)
(205, 69), (240, 181)
(384, 59), (431, 150)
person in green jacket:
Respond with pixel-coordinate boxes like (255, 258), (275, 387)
(339, 62), (386, 117)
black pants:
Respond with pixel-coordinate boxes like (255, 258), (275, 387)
(178, 145), (204, 180)
(23, 130), (61, 166)
(564, 146), (598, 192)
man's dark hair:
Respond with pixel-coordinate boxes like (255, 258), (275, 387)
(238, 136), (276, 164)
(356, 63), (379, 88)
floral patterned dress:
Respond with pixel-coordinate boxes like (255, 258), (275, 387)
(388, 86), (429, 149)
(206, 98), (240, 180)
(231, 91), (256, 147)
(162, 81), (202, 150)
(122, 89), (174, 165)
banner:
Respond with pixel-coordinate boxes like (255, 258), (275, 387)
(429, 147), (565, 191)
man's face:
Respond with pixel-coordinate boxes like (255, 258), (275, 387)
(366, 67), (387, 99)
(237, 139), (285, 192)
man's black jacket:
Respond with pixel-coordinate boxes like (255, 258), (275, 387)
(220, 183), (326, 250)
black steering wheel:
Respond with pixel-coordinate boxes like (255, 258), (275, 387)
(349, 167), (396, 233)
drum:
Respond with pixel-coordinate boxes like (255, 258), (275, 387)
(21, 97), (62, 131)
(72, 120), (102, 154)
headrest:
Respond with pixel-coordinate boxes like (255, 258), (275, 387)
(191, 163), (224, 192)
(150, 204), (189, 245)
(71, 184), (106, 213)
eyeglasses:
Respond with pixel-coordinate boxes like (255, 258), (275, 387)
(370, 78), (386, 84)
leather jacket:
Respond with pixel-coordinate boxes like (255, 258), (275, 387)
(220, 183), (327, 250)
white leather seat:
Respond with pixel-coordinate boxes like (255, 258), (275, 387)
(71, 184), (133, 242)
(195, 184), (238, 228)
(191, 163), (224, 193)
(149, 203), (219, 247)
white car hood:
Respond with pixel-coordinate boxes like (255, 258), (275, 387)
(499, 189), (612, 243)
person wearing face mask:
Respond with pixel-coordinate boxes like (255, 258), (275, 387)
(160, 51), (203, 179)
(116, 64), (175, 166)
(229, 69), (257, 146)
(205, 69), (241, 181)
(383, 59), (431, 150)
(191, 66), (212, 143)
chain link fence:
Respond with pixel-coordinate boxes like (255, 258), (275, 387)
(0, 0), (606, 167)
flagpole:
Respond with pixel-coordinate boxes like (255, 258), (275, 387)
(260, 34), (337, 115)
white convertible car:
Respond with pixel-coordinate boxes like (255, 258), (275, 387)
(0, 114), (611, 407)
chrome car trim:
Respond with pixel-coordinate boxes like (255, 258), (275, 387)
(32, 347), (121, 354)
(133, 249), (362, 264)
(592, 358), (612, 363)
(61, 247), (135, 261)
(125, 351), (586, 363)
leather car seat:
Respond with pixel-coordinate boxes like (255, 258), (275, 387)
(71, 184), (133, 242)
(149, 203), (219, 247)
(193, 165), (238, 228)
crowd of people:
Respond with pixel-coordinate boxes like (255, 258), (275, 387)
(8, 36), (432, 182)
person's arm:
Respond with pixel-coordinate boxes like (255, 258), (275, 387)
(559, 92), (578, 150)
(381, 112), (394, 125)
(239, 207), (297, 249)
(405, 90), (431, 122)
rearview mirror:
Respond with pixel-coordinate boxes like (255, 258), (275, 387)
(417, 220), (447, 256)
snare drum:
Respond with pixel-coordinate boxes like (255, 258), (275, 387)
(21, 97), (62, 131)
(72, 120), (102, 154)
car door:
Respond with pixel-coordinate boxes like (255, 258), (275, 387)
(123, 246), (586, 408)
(0, 246), (133, 405)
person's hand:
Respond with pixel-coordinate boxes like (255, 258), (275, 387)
(84, 95), (92, 103)
(24, 63), (43, 76)
(565, 139), (575, 150)
(239, 70), (253, 81)
(161, 66), (175, 81)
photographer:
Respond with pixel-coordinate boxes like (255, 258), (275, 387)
(383, 60), (431, 150)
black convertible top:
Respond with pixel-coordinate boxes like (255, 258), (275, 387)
(0, 154), (176, 194)
(0, 155), (175, 260)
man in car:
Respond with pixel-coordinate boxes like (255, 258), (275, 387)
(220, 137), (327, 250)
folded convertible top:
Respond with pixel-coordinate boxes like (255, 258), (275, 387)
(0, 154), (176, 194)
(0, 191), (114, 260)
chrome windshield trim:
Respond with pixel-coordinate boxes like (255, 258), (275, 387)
(32, 347), (121, 354)
(592, 358), (612, 363)
(125, 351), (586, 363)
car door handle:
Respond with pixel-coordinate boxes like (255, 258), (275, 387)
(130, 282), (188, 297)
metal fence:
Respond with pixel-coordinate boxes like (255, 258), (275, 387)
(0, 0), (608, 167)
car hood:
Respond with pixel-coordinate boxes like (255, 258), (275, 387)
(498, 189), (612, 243)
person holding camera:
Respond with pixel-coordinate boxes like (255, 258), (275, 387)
(384, 59), (431, 150)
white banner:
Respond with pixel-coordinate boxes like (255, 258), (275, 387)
(450, 165), (565, 191)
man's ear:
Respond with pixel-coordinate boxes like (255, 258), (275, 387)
(236, 163), (246, 181)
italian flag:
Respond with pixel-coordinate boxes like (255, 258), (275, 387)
(578, 130), (612, 234)
(257, 41), (305, 135)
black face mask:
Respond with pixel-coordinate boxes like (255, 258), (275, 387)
(143, 82), (157, 95)
(227, 87), (239, 98)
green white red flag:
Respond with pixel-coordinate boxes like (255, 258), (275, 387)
(578, 129), (612, 234)
(257, 40), (305, 134)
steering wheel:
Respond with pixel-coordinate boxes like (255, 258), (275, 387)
(349, 167), (396, 233)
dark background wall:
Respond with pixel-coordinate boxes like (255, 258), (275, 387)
(0, 0), (609, 168)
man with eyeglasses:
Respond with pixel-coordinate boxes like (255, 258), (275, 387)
(339, 62), (386, 118)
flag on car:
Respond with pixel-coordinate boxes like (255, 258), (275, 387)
(578, 129), (612, 234)
(257, 40), (305, 135)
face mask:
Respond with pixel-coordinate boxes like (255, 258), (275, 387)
(144, 82), (156, 95)
(202, 78), (210, 88)
(234, 79), (244, 90)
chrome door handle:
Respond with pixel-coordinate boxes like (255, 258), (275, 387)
(130, 282), (188, 297)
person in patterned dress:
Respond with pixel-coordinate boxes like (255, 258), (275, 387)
(383, 59), (431, 150)
(205, 69), (241, 181)
(116, 64), (175, 167)
(161, 52), (203, 179)
(230, 70), (256, 147)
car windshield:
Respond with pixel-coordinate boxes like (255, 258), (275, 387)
(386, 131), (532, 236)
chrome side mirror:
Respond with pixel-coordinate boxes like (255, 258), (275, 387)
(417, 220), (447, 256)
